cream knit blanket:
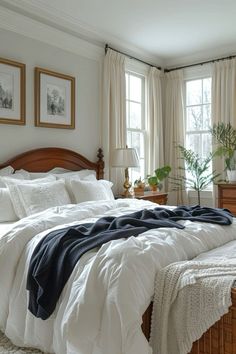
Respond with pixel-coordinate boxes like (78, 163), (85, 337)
(150, 261), (236, 354)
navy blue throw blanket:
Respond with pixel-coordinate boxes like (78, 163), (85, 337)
(26, 205), (233, 319)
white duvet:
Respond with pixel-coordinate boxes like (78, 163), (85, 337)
(0, 199), (236, 354)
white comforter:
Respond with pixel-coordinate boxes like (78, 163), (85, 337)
(0, 199), (236, 354)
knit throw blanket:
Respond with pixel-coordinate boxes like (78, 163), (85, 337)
(150, 261), (236, 354)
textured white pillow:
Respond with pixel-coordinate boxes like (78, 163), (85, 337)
(0, 188), (18, 222)
(8, 180), (71, 218)
(5, 175), (57, 219)
(0, 165), (14, 176)
(70, 179), (114, 203)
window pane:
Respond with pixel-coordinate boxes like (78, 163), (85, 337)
(186, 133), (201, 155)
(130, 102), (141, 129)
(125, 74), (129, 99)
(127, 131), (132, 148)
(202, 104), (211, 130)
(129, 75), (141, 102)
(130, 159), (145, 182)
(186, 80), (202, 105)
(130, 131), (141, 158)
(186, 106), (202, 131)
(202, 133), (212, 157)
(126, 101), (130, 127)
(203, 78), (211, 103)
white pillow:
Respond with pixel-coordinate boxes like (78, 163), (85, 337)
(14, 168), (96, 180)
(3, 174), (55, 186)
(0, 188), (18, 222)
(0, 173), (30, 187)
(70, 179), (114, 203)
(0, 165), (14, 176)
(60, 173), (97, 202)
(55, 169), (96, 179)
(8, 180), (71, 218)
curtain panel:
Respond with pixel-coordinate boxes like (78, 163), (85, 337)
(164, 70), (187, 205)
(147, 67), (164, 175)
(102, 49), (127, 194)
(212, 58), (236, 205)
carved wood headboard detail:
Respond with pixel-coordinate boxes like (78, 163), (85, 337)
(0, 147), (104, 180)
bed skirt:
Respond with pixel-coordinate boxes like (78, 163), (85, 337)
(142, 287), (236, 354)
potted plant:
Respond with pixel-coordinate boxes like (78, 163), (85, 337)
(211, 122), (236, 182)
(147, 165), (171, 191)
(133, 177), (146, 196)
(171, 145), (220, 205)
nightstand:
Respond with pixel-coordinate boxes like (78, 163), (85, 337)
(217, 183), (236, 216)
(135, 191), (168, 205)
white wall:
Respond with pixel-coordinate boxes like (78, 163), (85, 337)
(0, 28), (102, 164)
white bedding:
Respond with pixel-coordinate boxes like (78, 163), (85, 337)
(0, 199), (236, 354)
(0, 221), (16, 236)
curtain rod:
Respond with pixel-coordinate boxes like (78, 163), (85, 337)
(105, 44), (162, 71)
(165, 54), (236, 72)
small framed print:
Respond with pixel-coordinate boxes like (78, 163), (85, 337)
(0, 58), (25, 125)
(35, 67), (75, 129)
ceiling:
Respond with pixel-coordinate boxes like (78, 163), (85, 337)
(1, 0), (236, 67)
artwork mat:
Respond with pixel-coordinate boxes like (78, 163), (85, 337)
(0, 58), (25, 125)
(35, 67), (75, 129)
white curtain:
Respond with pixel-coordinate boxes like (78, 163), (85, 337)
(102, 49), (127, 194)
(212, 58), (236, 205)
(164, 70), (187, 205)
(147, 67), (164, 175)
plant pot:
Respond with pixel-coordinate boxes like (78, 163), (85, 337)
(227, 170), (236, 182)
(133, 187), (144, 196)
(149, 185), (158, 192)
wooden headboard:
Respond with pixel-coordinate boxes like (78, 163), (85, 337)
(0, 147), (104, 180)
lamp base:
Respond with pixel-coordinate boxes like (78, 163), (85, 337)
(123, 167), (133, 198)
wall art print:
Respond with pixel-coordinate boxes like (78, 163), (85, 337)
(0, 58), (25, 125)
(35, 67), (75, 129)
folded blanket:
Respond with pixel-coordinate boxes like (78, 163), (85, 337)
(150, 260), (236, 354)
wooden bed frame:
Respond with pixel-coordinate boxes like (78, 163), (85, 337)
(1, 147), (235, 354)
(142, 288), (236, 354)
(0, 147), (104, 179)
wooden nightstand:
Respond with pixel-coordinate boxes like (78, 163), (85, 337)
(218, 183), (236, 215)
(135, 191), (168, 205)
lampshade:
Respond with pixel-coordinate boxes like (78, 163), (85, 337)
(111, 148), (139, 168)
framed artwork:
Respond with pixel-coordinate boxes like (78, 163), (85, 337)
(0, 58), (25, 125)
(35, 67), (75, 129)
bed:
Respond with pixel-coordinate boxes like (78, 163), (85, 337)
(0, 147), (236, 354)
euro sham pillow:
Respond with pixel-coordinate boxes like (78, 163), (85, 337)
(69, 179), (114, 203)
(0, 173), (30, 188)
(7, 180), (71, 218)
(0, 188), (18, 222)
(15, 168), (96, 180)
(0, 165), (14, 176)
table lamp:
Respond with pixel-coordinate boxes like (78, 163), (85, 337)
(112, 147), (139, 197)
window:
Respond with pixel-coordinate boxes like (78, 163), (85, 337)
(126, 71), (146, 183)
(185, 77), (212, 159)
(185, 77), (212, 189)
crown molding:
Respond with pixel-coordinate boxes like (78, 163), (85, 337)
(0, 0), (164, 68)
(0, 5), (104, 62)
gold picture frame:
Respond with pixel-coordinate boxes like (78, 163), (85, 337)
(0, 58), (25, 125)
(35, 67), (75, 129)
